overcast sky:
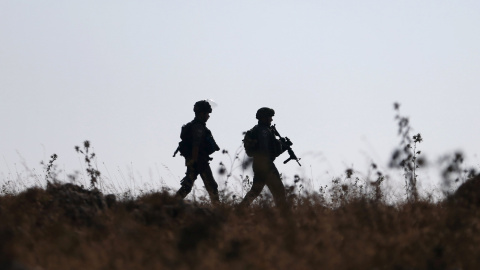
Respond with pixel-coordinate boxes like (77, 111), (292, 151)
(1, 1), (479, 195)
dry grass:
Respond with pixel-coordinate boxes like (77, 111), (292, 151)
(2, 104), (479, 269)
(1, 177), (480, 270)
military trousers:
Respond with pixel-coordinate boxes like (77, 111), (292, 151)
(240, 157), (286, 208)
(175, 159), (220, 203)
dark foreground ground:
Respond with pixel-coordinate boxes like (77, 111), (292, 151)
(1, 177), (480, 270)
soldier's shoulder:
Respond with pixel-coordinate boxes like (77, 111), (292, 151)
(257, 126), (270, 138)
(183, 119), (195, 127)
(249, 125), (263, 135)
(189, 119), (204, 128)
(255, 124), (270, 131)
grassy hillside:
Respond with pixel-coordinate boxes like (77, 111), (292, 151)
(1, 176), (480, 270)
(2, 104), (480, 269)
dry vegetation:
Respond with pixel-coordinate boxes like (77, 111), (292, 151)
(1, 104), (479, 269)
(1, 176), (480, 270)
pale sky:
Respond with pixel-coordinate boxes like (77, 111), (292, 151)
(1, 1), (479, 196)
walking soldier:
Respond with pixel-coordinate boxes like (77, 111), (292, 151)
(239, 107), (288, 208)
(174, 100), (220, 203)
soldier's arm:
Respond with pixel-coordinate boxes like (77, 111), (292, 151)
(279, 138), (289, 154)
(274, 138), (285, 156)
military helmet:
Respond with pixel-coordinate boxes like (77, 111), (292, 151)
(193, 100), (212, 113)
(256, 107), (275, 119)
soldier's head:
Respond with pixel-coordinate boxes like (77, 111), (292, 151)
(256, 107), (275, 125)
(194, 100), (212, 122)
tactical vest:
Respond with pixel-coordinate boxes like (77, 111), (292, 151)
(176, 121), (219, 158)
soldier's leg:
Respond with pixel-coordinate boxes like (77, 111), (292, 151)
(239, 158), (269, 207)
(175, 165), (198, 199)
(239, 176), (266, 207)
(199, 164), (220, 203)
(265, 165), (287, 208)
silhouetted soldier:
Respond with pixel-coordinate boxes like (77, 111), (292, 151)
(175, 100), (220, 203)
(239, 107), (287, 208)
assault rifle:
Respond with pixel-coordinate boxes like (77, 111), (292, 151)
(173, 144), (180, 157)
(271, 124), (301, 166)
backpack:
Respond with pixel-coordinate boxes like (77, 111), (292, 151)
(243, 126), (258, 157)
(176, 122), (193, 157)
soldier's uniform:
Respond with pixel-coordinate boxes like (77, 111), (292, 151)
(175, 101), (220, 203)
(240, 108), (287, 208)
